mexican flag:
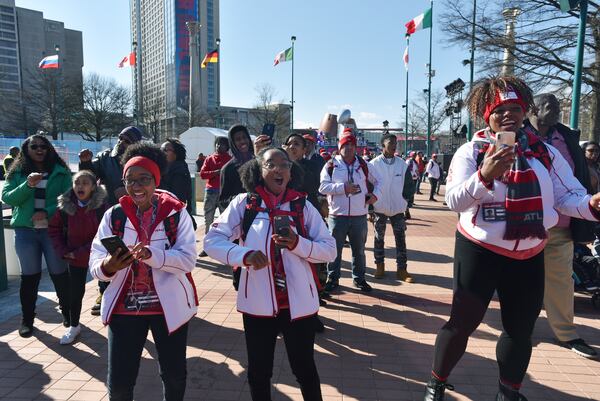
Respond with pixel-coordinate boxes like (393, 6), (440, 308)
(273, 47), (293, 66)
(405, 8), (432, 35)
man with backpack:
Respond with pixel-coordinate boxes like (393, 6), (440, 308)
(319, 129), (381, 292)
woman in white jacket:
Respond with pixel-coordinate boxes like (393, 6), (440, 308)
(423, 76), (600, 401)
(89, 143), (197, 401)
(204, 147), (336, 401)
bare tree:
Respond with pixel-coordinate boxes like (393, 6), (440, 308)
(441, 0), (600, 140)
(400, 89), (449, 135)
(251, 83), (291, 142)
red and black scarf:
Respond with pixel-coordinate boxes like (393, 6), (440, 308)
(476, 128), (551, 240)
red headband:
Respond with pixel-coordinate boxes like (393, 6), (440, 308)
(123, 156), (161, 187)
(483, 86), (527, 124)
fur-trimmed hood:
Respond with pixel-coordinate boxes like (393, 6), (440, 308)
(57, 185), (108, 216)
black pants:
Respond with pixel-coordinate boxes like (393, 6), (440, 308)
(429, 178), (438, 199)
(432, 231), (544, 385)
(108, 315), (188, 401)
(67, 265), (88, 327)
(243, 310), (322, 401)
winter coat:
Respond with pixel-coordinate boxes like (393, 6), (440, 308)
(318, 155), (382, 217)
(446, 133), (599, 260)
(425, 160), (441, 180)
(218, 126), (254, 210)
(79, 147), (124, 205)
(1, 164), (72, 228)
(204, 191), (336, 320)
(89, 190), (198, 333)
(160, 160), (193, 216)
(297, 158), (321, 209)
(369, 155), (414, 216)
(48, 186), (108, 268)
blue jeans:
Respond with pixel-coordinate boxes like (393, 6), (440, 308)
(108, 315), (188, 401)
(14, 228), (67, 276)
(327, 215), (368, 281)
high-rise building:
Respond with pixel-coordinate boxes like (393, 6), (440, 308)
(0, 0), (83, 134)
(130, 0), (220, 138)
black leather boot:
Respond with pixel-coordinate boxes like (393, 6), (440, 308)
(19, 273), (41, 337)
(423, 377), (454, 401)
(496, 381), (528, 401)
(50, 272), (71, 327)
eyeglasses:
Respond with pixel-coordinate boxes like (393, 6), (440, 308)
(30, 144), (48, 151)
(262, 161), (293, 171)
(123, 176), (154, 187)
(491, 105), (523, 116)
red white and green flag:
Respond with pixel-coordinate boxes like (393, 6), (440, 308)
(273, 47), (293, 66)
(405, 8), (432, 36)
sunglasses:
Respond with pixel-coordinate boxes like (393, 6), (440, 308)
(30, 144), (48, 151)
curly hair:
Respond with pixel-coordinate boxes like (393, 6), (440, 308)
(239, 147), (304, 193)
(121, 142), (168, 176)
(466, 75), (534, 122)
(163, 138), (187, 161)
(6, 134), (69, 180)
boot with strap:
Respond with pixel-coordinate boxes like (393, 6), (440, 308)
(19, 273), (41, 337)
(50, 272), (71, 327)
(374, 263), (385, 279)
(423, 376), (454, 401)
(496, 381), (528, 401)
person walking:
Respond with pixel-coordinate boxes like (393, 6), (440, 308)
(198, 136), (231, 256)
(525, 93), (598, 359)
(1, 134), (73, 337)
(160, 138), (196, 229)
(204, 147), (336, 401)
(415, 151), (425, 194)
(426, 154), (441, 202)
(405, 151), (419, 219)
(79, 126), (143, 315)
(48, 170), (108, 345)
(423, 76), (600, 401)
(89, 142), (197, 401)
(368, 133), (415, 281)
(319, 129), (381, 292)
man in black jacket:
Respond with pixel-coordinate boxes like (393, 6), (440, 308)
(78, 125), (142, 315)
(526, 93), (597, 358)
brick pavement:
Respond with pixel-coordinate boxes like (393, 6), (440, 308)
(0, 183), (599, 400)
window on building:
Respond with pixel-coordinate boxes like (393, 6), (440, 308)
(0, 22), (15, 31)
(0, 56), (17, 65)
(0, 14), (14, 23)
(0, 6), (13, 13)
(0, 31), (15, 39)
(0, 39), (16, 48)
(0, 48), (16, 56)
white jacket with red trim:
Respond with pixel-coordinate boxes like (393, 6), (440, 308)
(203, 193), (336, 320)
(319, 155), (382, 217)
(446, 137), (598, 258)
(89, 191), (198, 333)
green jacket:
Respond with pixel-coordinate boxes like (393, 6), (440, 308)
(1, 164), (72, 228)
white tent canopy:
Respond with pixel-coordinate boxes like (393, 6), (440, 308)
(179, 126), (229, 172)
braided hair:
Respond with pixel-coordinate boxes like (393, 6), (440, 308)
(466, 75), (534, 122)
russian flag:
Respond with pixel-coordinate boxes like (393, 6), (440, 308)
(39, 55), (59, 69)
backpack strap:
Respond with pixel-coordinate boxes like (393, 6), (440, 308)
(110, 204), (127, 238)
(357, 157), (374, 193)
(241, 193), (262, 242)
(326, 160), (334, 179)
(162, 212), (181, 248)
(289, 197), (307, 238)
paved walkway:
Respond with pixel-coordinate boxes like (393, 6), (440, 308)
(1, 184), (600, 400)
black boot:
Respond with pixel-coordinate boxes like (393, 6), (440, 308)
(423, 376), (454, 401)
(496, 381), (528, 401)
(19, 273), (41, 337)
(50, 272), (71, 327)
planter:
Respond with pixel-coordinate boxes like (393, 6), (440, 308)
(3, 217), (47, 276)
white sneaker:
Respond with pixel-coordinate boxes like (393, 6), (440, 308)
(59, 325), (81, 345)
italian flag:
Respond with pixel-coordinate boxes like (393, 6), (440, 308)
(405, 8), (432, 35)
(273, 47), (293, 66)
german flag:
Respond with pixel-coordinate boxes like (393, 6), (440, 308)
(201, 49), (218, 68)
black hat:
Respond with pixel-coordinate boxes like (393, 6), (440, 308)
(119, 126), (143, 143)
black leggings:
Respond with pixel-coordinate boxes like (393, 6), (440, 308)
(432, 231), (545, 385)
(243, 310), (322, 401)
(68, 265), (88, 327)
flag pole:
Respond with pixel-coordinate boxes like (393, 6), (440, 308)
(291, 36), (296, 132)
(405, 35), (410, 155)
(426, 0), (433, 157)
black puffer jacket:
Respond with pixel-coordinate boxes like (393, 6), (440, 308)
(79, 148), (123, 206)
(218, 125), (254, 210)
(160, 160), (193, 216)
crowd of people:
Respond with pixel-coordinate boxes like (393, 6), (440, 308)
(1, 74), (599, 401)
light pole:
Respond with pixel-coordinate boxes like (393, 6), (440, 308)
(216, 38), (221, 109)
(55, 44), (63, 140)
(426, 0), (434, 157)
(291, 35), (296, 132)
(570, 0), (588, 129)
(187, 21), (202, 129)
(501, 7), (521, 76)
(132, 41), (139, 126)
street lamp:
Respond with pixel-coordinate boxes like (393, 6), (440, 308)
(290, 36), (296, 131)
(215, 38), (221, 111)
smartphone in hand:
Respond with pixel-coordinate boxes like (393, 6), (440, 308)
(100, 235), (129, 256)
(495, 131), (516, 148)
(273, 215), (291, 237)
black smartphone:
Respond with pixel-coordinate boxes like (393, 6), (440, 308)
(100, 235), (129, 256)
(262, 123), (275, 139)
(273, 215), (291, 237)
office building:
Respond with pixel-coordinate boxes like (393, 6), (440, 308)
(130, 0), (220, 138)
(0, 0), (83, 134)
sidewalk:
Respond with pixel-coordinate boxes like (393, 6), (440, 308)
(1, 183), (599, 400)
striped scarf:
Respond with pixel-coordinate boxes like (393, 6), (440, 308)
(503, 129), (551, 240)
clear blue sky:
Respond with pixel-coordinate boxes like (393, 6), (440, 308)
(16, 0), (472, 129)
